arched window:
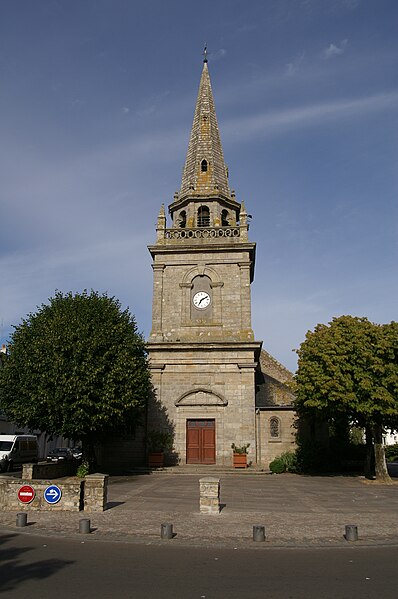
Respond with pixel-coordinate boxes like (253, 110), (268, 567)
(270, 417), (281, 439)
(197, 206), (210, 227)
(201, 159), (208, 172)
(221, 209), (229, 227)
(178, 210), (186, 228)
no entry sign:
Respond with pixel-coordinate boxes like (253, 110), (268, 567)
(17, 485), (35, 504)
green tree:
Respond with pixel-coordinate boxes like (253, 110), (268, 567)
(0, 291), (151, 468)
(295, 316), (398, 482)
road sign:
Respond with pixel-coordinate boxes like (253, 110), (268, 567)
(17, 485), (35, 504)
(44, 484), (62, 505)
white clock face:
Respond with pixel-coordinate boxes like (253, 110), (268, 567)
(193, 291), (211, 309)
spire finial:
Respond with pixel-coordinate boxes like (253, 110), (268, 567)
(203, 44), (208, 63)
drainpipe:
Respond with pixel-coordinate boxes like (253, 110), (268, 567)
(255, 408), (261, 465)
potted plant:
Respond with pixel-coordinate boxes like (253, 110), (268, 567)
(148, 431), (174, 468)
(231, 443), (250, 468)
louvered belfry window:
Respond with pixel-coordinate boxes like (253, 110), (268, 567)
(197, 206), (210, 227)
(221, 209), (229, 227)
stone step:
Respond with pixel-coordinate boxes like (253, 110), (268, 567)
(126, 465), (271, 475)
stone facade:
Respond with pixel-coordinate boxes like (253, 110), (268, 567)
(146, 59), (296, 469)
(255, 350), (297, 466)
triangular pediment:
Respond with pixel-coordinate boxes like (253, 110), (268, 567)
(175, 388), (228, 407)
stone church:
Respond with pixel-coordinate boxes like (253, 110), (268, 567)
(145, 57), (296, 468)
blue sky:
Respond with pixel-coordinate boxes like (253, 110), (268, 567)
(1, 0), (397, 372)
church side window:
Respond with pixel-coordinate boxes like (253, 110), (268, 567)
(201, 159), (208, 172)
(270, 416), (281, 440)
(197, 206), (210, 227)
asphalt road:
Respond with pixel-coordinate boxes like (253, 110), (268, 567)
(1, 532), (398, 598)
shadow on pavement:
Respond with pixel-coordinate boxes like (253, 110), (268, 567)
(106, 501), (125, 509)
(0, 533), (73, 593)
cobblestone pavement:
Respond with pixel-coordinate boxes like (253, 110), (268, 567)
(1, 473), (398, 548)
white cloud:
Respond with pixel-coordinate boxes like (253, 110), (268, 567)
(323, 39), (348, 59)
(0, 235), (152, 337)
(209, 48), (227, 61)
(285, 51), (306, 76)
(134, 89), (171, 118)
(223, 90), (398, 142)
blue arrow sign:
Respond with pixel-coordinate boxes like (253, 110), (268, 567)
(44, 485), (62, 505)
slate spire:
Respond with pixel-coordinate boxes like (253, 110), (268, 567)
(179, 59), (231, 202)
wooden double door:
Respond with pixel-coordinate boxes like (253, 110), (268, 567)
(186, 419), (216, 464)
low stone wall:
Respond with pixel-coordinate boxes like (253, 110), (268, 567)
(84, 474), (108, 512)
(0, 476), (82, 511)
(22, 461), (76, 480)
(0, 473), (108, 512)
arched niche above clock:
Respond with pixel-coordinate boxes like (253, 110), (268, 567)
(191, 275), (212, 320)
(180, 265), (223, 327)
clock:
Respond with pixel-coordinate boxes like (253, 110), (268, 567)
(192, 291), (211, 309)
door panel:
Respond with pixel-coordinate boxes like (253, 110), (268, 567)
(202, 427), (216, 464)
(186, 427), (201, 463)
(186, 420), (215, 464)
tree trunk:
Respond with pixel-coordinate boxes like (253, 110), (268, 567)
(82, 437), (97, 473)
(364, 426), (375, 480)
(372, 424), (392, 483)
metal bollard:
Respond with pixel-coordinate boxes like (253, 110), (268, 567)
(16, 513), (27, 527)
(345, 524), (358, 542)
(160, 523), (173, 539)
(79, 518), (91, 534)
(253, 525), (266, 542)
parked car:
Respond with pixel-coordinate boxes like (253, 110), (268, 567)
(46, 447), (73, 462)
(71, 446), (82, 460)
(0, 434), (39, 472)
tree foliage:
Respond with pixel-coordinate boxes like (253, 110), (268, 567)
(0, 291), (151, 448)
(295, 316), (398, 481)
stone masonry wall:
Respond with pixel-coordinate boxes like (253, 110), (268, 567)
(22, 461), (76, 480)
(258, 410), (297, 467)
(149, 247), (255, 343)
(0, 473), (108, 512)
(0, 476), (83, 511)
(148, 344), (259, 465)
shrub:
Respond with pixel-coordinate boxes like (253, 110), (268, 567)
(384, 444), (398, 462)
(269, 458), (285, 474)
(269, 451), (298, 474)
(148, 431), (174, 452)
(295, 440), (330, 473)
(231, 443), (250, 454)
(76, 462), (89, 478)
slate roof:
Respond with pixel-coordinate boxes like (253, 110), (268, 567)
(179, 60), (231, 202)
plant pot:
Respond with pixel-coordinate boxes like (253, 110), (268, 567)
(233, 453), (247, 468)
(148, 452), (164, 468)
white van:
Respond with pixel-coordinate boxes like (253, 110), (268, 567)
(0, 435), (39, 472)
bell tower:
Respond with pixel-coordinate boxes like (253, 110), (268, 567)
(147, 56), (262, 466)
